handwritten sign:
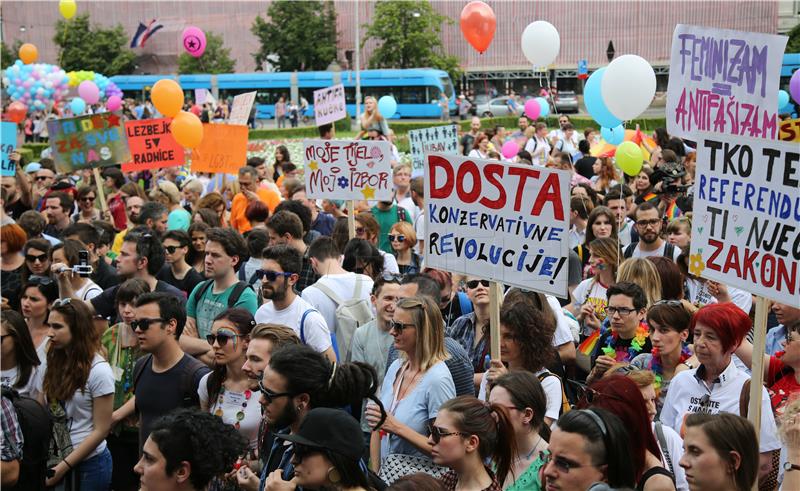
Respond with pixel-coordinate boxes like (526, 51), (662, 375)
(313, 84), (346, 126)
(667, 25), (788, 140)
(195, 88), (208, 105)
(779, 118), (800, 143)
(424, 153), (570, 297)
(47, 112), (131, 174)
(303, 139), (392, 201)
(121, 119), (184, 172)
(690, 133), (799, 306)
(408, 124), (459, 176)
(191, 124), (248, 174)
(229, 91), (256, 126)
(1, 122), (17, 177)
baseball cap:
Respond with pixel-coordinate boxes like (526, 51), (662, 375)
(277, 408), (363, 461)
(24, 162), (42, 174)
(150, 180), (181, 204)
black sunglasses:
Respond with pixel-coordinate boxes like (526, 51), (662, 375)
(466, 279), (490, 289)
(25, 254), (48, 263)
(164, 245), (182, 254)
(27, 275), (54, 286)
(80, 196), (96, 202)
(206, 332), (242, 347)
(34, 176), (51, 182)
(427, 423), (466, 444)
(255, 269), (294, 282)
(388, 320), (416, 332)
(257, 380), (294, 403)
(130, 317), (165, 331)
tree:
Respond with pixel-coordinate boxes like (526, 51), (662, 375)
(788, 22), (800, 53)
(251, 0), (338, 72)
(1, 41), (22, 70)
(178, 31), (235, 74)
(54, 13), (136, 76)
(363, 0), (462, 82)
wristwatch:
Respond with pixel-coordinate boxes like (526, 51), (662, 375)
(784, 462), (800, 472)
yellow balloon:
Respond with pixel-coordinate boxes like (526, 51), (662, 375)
(19, 43), (38, 64)
(151, 79), (184, 118)
(59, 0), (77, 19)
(171, 111), (204, 148)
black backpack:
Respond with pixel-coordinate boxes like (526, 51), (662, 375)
(1, 386), (51, 491)
(623, 242), (675, 260)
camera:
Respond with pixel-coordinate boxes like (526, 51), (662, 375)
(56, 249), (93, 278)
(651, 160), (689, 195)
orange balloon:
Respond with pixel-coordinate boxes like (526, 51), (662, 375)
(6, 101), (27, 123)
(151, 79), (184, 118)
(460, 1), (496, 54)
(18, 43), (38, 64)
(170, 111), (203, 148)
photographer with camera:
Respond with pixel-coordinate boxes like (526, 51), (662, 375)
(50, 238), (102, 302)
(649, 150), (692, 218)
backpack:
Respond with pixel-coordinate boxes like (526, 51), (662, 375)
(238, 266), (260, 286)
(311, 277), (375, 362)
(2, 386), (51, 491)
(396, 206), (408, 223)
(193, 280), (252, 309)
(622, 242), (675, 260)
(456, 291), (473, 316)
(537, 371), (571, 417)
(299, 309), (340, 360)
(132, 354), (207, 408)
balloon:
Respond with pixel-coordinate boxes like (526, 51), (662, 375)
(501, 141), (520, 159)
(78, 80), (100, 104)
(151, 79), (184, 118)
(460, 1), (496, 54)
(615, 141), (644, 176)
(106, 95), (122, 112)
(585, 69), (620, 127)
(521, 21), (560, 67)
(170, 111), (204, 148)
(59, 0), (77, 19)
(6, 101), (27, 123)
(778, 90), (790, 110)
(182, 26), (207, 58)
(70, 97), (86, 115)
(535, 97), (550, 117)
(377, 95), (397, 119)
(601, 55), (656, 121)
(524, 98), (540, 120)
(791, 70), (800, 105)
(19, 44), (38, 64)
(601, 125), (624, 145)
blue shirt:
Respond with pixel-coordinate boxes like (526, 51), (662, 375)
(766, 325), (786, 355)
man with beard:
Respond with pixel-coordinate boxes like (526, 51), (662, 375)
(623, 202), (680, 261)
(1, 173), (31, 221)
(42, 191), (73, 240)
(253, 244), (336, 362)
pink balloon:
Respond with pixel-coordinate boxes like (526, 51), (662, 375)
(182, 26), (207, 58)
(78, 80), (100, 104)
(106, 95), (122, 111)
(524, 99), (540, 120)
(501, 141), (520, 159)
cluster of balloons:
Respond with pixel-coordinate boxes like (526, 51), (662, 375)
(182, 26), (207, 58)
(151, 79), (204, 148)
(3, 60), (70, 113)
(378, 96), (397, 119)
(66, 71), (123, 101)
(523, 97), (551, 120)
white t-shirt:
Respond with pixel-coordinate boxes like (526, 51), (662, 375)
(525, 137), (551, 166)
(685, 279), (753, 315)
(568, 226), (585, 249)
(414, 210), (425, 255)
(301, 273), (374, 351)
(547, 295), (576, 346)
(254, 296), (332, 353)
(1, 365), (44, 399)
(380, 250), (400, 275)
(571, 278), (609, 323)
(197, 373), (262, 450)
(654, 422), (688, 491)
(74, 279), (103, 301)
(629, 241), (681, 261)
(397, 196), (420, 225)
(478, 368), (562, 424)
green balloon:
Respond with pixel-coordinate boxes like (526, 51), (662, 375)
(615, 141), (643, 176)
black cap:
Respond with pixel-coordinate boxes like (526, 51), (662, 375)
(277, 408), (363, 461)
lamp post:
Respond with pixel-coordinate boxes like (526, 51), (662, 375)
(606, 41), (615, 62)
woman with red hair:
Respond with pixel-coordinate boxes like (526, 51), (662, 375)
(660, 303), (782, 489)
(1, 223), (28, 310)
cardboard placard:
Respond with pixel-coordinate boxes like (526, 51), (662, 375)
(690, 133), (799, 306)
(424, 153), (571, 297)
(303, 139), (392, 201)
(47, 112), (131, 174)
(313, 84), (346, 126)
(779, 118), (800, 143)
(229, 91), (256, 126)
(190, 124), (249, 174)
(1, 122), (17, 177)
(121, 118), (184, 172)
(408, 124), (459, 176)
(666, 24), (788, 140)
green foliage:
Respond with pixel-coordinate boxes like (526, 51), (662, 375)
(54, 14), (136, 75)
(251, 0), (338, 72)
(21, 143), (50, 160)
(363, 1), (462, 82)
(178, 31), (235, 74)
(1, 40), (23, 70)
(787, 22), (800, 53)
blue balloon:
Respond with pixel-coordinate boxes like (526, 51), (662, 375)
(70, 97), (86, 114)
(585, 67), (622, 128)
(535, 97), (550, 117)
(601, 125), (625, 145)
(377, 95), (397, 119)
(778, 90), (790, 110)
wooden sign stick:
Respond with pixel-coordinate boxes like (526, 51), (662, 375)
(92, 167), (110, 214)
(347, 200), (356, 239)
(748, 296), (769, 491)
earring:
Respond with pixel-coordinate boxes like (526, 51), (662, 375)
(327, 467), (341, 484)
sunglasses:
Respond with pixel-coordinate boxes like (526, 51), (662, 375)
(34, 176), (51, 182)
(27, 275), (54, 286)
(381, 273), (404, 283)
(466, 279), (490, 289)
(388, 234), (405, 242)
(257, 380), (293, 403)
(206, 331), (243, 346)
(52, 298), (73, 308)
(164, 245), (182, 254)
(130, 317), (165, 331)
(255, 269), (294, 282)
(25, 254), (48, 263)
(427, 423), (466, 444)
(388, 319), (416, 332)
(80, 196), (96, 202)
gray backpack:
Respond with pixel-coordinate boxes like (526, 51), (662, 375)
(312, 277), (374, 362)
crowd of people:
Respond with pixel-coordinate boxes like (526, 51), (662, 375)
(0, 109), (798, 491)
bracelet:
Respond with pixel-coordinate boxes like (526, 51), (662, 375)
(62, 459), (73, 470)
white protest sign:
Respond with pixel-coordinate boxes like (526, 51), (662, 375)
(408, 124), (459, 176)
(194, 88), (207, 105)
(424, 154), (570, 297)
(667, 25), (788, 140)
(690, 132), (799, 306)
(303, 139), (392, 201)
(313, 84), (346, 127)
(229, 91), (257, 125)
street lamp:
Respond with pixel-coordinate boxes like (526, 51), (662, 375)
(606, 41), (615, 62)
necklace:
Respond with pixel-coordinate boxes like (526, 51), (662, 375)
(518, 435), (543, 461)
(649, 344), (692, 391)
(215, 386), (253, 430)
(601, 321), (649, 361)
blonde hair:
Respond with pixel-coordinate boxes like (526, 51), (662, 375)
(363, 96), (384, 121)
(617, 258), (662, 307)
(666, 216), (692, 236)
(396, 296), (448, 371)
(604, 363), (657, 388)
(390, 221), (416, 247)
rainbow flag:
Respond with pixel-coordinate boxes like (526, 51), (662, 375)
(578, 330), (600, 356)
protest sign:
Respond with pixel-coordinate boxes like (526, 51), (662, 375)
(690, 133), (799, 306)
(228, 91), (256, 126)
(195, 88), (207, 105)
(121, 118), (184, 172)
(779, 118), (800, 143)
(190, 124), (248, 174)
(408, 124), (459, 175)
(424, 153), (570, 297)
(666, 25), (788, 140)
(1, 122), (17, 177)
(47, 112), (131, 174)
(303, 139), (392, 201)
(313, 84), (346, 126)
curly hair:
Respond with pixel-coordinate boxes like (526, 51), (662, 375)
(44, 299), (100, 401)
(499, 299), (556, 371)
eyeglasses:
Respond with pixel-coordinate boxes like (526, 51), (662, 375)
(80, 196), (96, 202)
(466, 279), (490, 289)
(635, 218), (662, 228)
(206, 332), (243, 346)
(606, 306), (638, 317)
(388, 320), (416, 332)
(388, 234), (406, 242)
(164, 245), (181, 254)
(130, 318), (165, 331)
(255, 269), (294, 282)
(427, 423), (466, 444)
(540, 450), (598, 473)
(257, 380), (294, 403)
(25, 254), (48, 264)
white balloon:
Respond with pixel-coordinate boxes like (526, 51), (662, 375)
(521, 21), (560, 67)
(601, 54), (656, 121)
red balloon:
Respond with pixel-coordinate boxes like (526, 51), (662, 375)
(460, 1), (496, 54)
(5, 102), (27, 123)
